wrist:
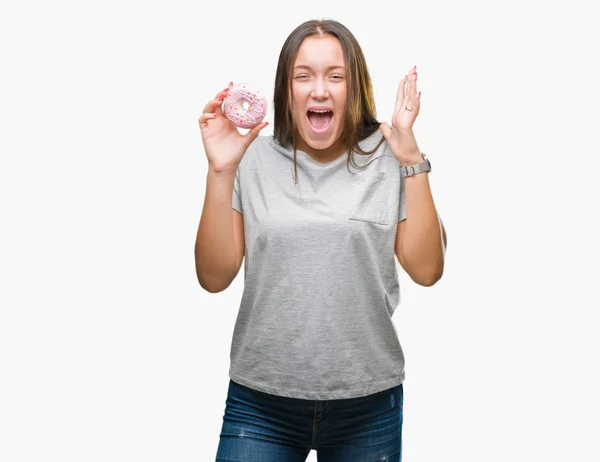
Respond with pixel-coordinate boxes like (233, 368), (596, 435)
(208, 161), (238, 175)
(208, 163), (237, 179)
(398, 152), (424, 167)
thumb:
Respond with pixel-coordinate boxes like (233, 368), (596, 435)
(244, 121), (269, 144)
(379, 122), (391, 140)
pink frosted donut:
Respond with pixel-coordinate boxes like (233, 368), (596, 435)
(222, 82), (268, 129)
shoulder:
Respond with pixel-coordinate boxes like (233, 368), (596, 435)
(252, 134), (276, 155)
(354, 131), (400, 176)
(240, 135), (268, 170)
(243, 135), (288, 170)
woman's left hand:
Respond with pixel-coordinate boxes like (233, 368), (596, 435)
(380, 65), (423, 165)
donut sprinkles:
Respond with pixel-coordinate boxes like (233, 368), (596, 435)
(222, 82), (267, 129)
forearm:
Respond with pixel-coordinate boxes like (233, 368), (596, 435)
(402, 170), (446, 285)
(194, 165), (238, 292)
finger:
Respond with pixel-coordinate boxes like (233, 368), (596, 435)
(410, 71), (417, 97)
(202, 97), (225, 115)
(379, 121), (391, 140)
(243, 121), (269, 146)
(409, 65), (419, 93)
(214, 88), (230, 100)
(213, 82), (234, 103)
(198, 112), (218, 125)
(408, 72), (419, 109)
(394, 75), (407, 113)
(202, 84), (232, 115)
(406, 76), (413, 108)
(215, 82), (233, 97)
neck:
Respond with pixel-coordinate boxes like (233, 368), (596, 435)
(296, 135), (346, 163)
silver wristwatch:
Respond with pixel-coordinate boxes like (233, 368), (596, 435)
(400, 153), (431, 178)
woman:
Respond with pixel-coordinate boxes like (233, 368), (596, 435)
(196, 19), (447, 462)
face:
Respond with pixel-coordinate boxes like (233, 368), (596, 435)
(291, 34), (347, 159)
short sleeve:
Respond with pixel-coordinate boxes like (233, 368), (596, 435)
(232, 167), (243, 214)
(398, 174), (406, 222)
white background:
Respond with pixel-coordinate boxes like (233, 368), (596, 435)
(1, 0), (599, 460)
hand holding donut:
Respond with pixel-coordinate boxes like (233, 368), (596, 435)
(198, 82), (268, 173)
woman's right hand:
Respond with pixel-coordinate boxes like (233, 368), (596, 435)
(198, 82), (268, 173)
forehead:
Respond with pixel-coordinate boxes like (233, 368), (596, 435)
(294, 35), (345, 70)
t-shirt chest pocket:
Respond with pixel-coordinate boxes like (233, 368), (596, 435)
(348, 171), (389, 225)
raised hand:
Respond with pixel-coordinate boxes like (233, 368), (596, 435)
(198, 82), (268, 172)
(379, 66), (423, 164)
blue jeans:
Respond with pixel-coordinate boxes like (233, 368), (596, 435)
(215, 379), (403, 461)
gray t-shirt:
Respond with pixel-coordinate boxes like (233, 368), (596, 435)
(229, 129), (407, 400)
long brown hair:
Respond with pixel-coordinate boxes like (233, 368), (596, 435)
(273, 19), (385, 184)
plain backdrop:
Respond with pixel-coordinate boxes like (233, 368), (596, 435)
(1, 0), (599, 461)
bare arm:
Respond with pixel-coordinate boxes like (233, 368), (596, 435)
(194, 165), (240, 293)
(195, 83), (266, 293)
(395, 171), (446, 286)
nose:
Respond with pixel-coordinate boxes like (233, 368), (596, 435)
(310, 77), (329, 99)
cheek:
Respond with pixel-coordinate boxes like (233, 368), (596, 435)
(291, 84), (303, 98)
(335, 101), (346, 120)
(334, 88), (347, 112)
(291, 91), (304, 112)
(335, 86), (347, 99)
(292, 107), (307, 127)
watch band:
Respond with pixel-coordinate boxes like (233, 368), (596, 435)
(400, 153), (431, 178)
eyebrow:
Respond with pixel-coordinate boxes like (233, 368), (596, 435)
(293, 65), (345, 71)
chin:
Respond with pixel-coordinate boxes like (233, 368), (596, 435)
(305, 139), (332, 150)
(300, 126), (342, 150)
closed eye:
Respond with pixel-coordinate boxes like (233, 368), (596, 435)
(294, 75), (345, 80)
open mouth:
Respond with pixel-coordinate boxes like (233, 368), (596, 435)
(307, 109), (334, 133)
